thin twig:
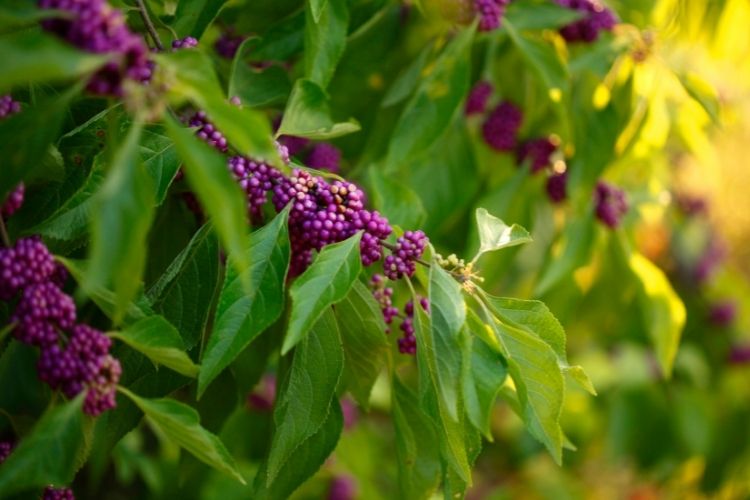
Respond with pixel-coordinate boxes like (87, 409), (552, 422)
(0, 216), (10, 247)
(135, 0), (164, 51)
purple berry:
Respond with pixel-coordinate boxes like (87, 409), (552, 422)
(0, 236), (57, 300)
(188, 110), (228, 153)
(383, 231), (428, 280)
(278, 135), (310, 157)
(12, 282), (77, 347)
(556, 0), (617, 43)
(482, 101), (523, 152)
(0, 95), (21, 118)
(1, 183), (25, 217)
(0, 441), (14, 464)
(516, 137), (557, 173)
(593, 181), (628, 228)
(306, 143), (341, 173)
(214, 32), (245, 59)
(546, 171), (568, 203)
(474, 0), (510, 32)
(172, 36), (198, 50)
(708, 301), (736, 328)
(328, 475), (357, 500)
(42, 486), (75, 500)
(465, 80), (493, 116)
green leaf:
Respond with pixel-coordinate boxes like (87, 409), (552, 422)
(334, 280), (390, 408)
(140, 125), (181, 204)
(381, 44), (432, 108)
(462, 333), (507, 440)
(564, 365), (597, 396)
(385, 24), (475, 170)
(428, 265), (467, 421)
(504, 0), (584, 30)
(58, 257), (154, 323)
(172, 0), (227, 39)
(164, 113), (252, 287)
(679, 71), (720, 124)
(0, 342), (50, 418)
(505, 20), (569, 101)
(534, 211), (596, 296)
(277, 79), (360, 140)
(157, 50), (279, 165)
(111, 316), (199, 378)
(86, 120), (156, 324)
(0, 85), (77, 200)
(0, 1), (57, 32)
(199, 209), (290, 397)
(0, 30), (104, 91)
(283, 231), (362, 354)
(392, 376), (441, 500)
(305, 0), (348, 88)
(253, 399), (343, 500)
(267, 309), (344, 483)
(229, 39), (291, 108)
(369, 167), (426, 230)
(0, 396), (87, 497)
(472, 208), (533, 263)
(146, 223), (220, 350)
(245, 12), (305, 63)
(627, 249), (686, 378)
(119, 388), (245, 484)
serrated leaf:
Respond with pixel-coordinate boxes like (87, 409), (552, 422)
(627, 249), (686, 378)
(305, 0), (348, 88)
(334, 280), (390, 408)
(0, 85), (77, 201)
(0, 396), (86, 496)
(0, 30), (104, 91)
(164, 113), (252, 287)
(392, 376), (441, 500)
(119, 388), (244, 484)
(86, 120), (156, 325)
(473, 208), (532, 263)
(199, 209), (290, 396)
(564, 365), (597, 395)
(157, 50), (279, 165)
(147, 223), (220, 350)
(140, 125), (181, 204)
(277, 78), (360, 140)
(253, 398), (343, 500)
(267, 309), (343, 483)
(385, 24), (475, 170)
(283, 232), (362, 354)
(111, 316), (199, 378)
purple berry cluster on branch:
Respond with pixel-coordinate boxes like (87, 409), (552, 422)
(546, 171), (568, 204)
(384, 231), (428, 280)
(0, 441), (13, 464)
(172, 36), (199, 50)
(465, 81), (493, 116)
(305, 143), (342, 173)
(482, 101), (523, 152)
(556, 0), (617, 43)
(39, 0), (151, 96)
(42, 486), (75, 500)
(215, 31), (246, 59)
(368, 275), (430, 356)
(188, 110), (229, 153)
(473, 0), (511, 32)
(594, 181), (628, 228)
(0, 237), (121, 416)
(516, 137), (558, 174)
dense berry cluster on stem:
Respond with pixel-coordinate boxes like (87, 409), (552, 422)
(0, 441), (13, 464)
(482, 101), (523, 152)
(172, 36), (198, 50)
(42, 486), (75, 500)
(370, 274), (399, 333)
(546, 171), (568, 204)
(465, 81), (493, 116)
(1, 238), (120, 416)
(398, 297), (429, 355)
(473, 0), (511, 32)
(556, 0), (617, 43)
(228, 155), (285, 221)
(593, 181), (628, 228)
(368, 275), (429, 356)
(188, 111), (229, 152)
(279, 135), (310, 157)
(39, 0), (151, 96)
(384, 231), (428, 280)
(215, 32), (245, 59)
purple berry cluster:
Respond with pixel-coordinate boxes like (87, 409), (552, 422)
(228, 155), (285, 221)
(188, 111), (229, 152)
(370, 274), (399, 333)
(556, 0), (617, 43)
(215, 32), (245, 59)
(0, 441), (13, 464)
(271, 170), (393, 275)
(473, 0), (511, 32)
(43, 486), (75, 500)
(465, 81), (493, 116)
(368, 275), (430, 356)
(328, 475), (357, 500)
(383, 231), (428, 280)
(0, 236), (121, 416)
(397, 297), (430, 355)
(278, 135), (310, 157)
(39, 0), (151, 96)
(482, 101), (523, 152)
(172, 36), (198, 50)
(708, 300), (736, 328)
(593, 181), (628, 228)
(546, 171), (568, 204)
(516, 137), (557, 174)
(306, 143), (342, 173)
(1, 95), (25, 217)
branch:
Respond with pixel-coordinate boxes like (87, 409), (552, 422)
(135, 0), (164, 51)
(0, 216), (10, 247)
